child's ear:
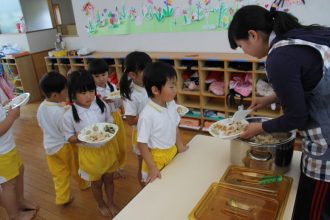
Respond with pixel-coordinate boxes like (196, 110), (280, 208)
(151, 86), (160, 96)
(128, 71), (136, 80)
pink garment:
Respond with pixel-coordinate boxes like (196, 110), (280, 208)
(0, 77), (14, 100)
(229, 73), (252, 97)
(209, 81), (224, 96)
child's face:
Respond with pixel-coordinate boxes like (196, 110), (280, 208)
(158, 78), (177, 103)
(129, 71), (144, 87)
(92, 72), (109, 87)
(75, 90), (95, 108)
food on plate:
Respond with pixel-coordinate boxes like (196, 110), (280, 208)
(249, 132), (289, 144)
(83, 124), (115, 142)
(106, 90), (121, 99)
(104, 124), (116, 134)
(211, 120), (248, 136)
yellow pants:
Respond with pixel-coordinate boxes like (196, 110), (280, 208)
(112, 111), (127, 168)
(78, 139), (119, 181)
(131, 127), (140, 155)
(0, 148), (22, 184)
(141, 145), (177, 182)
(46, 143), (90, 205)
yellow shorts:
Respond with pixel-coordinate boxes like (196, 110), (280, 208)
(141, 145), (177, 182)
(112, 111), (127, 167)
(78, 140), (120, 181)
(0, 148), (22, 184)
(132, 127), (140, 155)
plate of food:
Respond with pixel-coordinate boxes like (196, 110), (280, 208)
(105, 90), (121, 100)
(4, 93), (30, 111)
(78, 123), (118, 147)
(176, 104), (189, 116)
(209, 118), (249, 140)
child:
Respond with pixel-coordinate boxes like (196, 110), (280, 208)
(63, 70), (120, 217)
(137, 62), (189, 184)
(119, 51), (152, 186)
(37, 71), (89, 206)
(0, 106), (38, 219)
(88, 59), (127, 178)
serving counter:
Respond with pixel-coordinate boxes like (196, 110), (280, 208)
(114, 135), (301, 220)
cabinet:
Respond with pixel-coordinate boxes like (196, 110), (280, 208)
(45, 52), (281, 131)
(1, 54), (41, 102)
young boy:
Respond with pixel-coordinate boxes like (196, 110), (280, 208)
(89, 59), (127, 178)
(137, 62), (189, 184)
(0, 105), (38, 219)
(37, 71), (89, 205)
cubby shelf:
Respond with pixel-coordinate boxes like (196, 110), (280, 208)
(45, 52), (281, 131)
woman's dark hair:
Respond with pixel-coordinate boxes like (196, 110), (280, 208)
(67, 69), (105, 122)
(228, 5), (319, 49)
(119, 51), (152, 100)
(88, 58), (109, 75)
(39, 71), (67, 98)
(143, 61), (177, 98)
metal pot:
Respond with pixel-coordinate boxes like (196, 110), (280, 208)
(230, 117), (296, 174)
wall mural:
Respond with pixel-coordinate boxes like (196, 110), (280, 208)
(80, 0), (305, 36)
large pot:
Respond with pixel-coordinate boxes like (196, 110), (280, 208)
(230, 117), (296, 174)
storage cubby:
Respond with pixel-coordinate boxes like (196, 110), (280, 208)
(45, 52), (282, 130)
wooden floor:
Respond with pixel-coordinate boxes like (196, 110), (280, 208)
(0, 102), (200, 220)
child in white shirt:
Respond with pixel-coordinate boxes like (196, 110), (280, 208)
(0, 105), (38, 219)
(119, 51), (152, 186)
(89, 59), (127, 179)
(137, 62), (189, 184)
(63, 70), (119, 217)
(37, 71), (89, 205)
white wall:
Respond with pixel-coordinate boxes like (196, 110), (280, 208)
(64, 0), (330, 53)
(0, 33), (29, 51)
(26, 29), (57, 53)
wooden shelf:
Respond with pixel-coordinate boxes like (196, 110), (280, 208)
(44, 52), (281, 129)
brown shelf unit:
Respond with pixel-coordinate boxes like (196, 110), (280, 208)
(1, 55), (41, 102)
(44, 52), (281, 131)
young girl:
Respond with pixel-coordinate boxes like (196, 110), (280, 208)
(63, 70), (120, 217)
(119, 51), (152, 186)
(137, 62), (188, 184)
(0, 106), (38, 219)
(89, 58), (127, 178)
(228, 4), (330, 219)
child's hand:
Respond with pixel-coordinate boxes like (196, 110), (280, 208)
(177, 144), (189, 153)
(7, 107), (20, 121)
(146, 166), (161, 183)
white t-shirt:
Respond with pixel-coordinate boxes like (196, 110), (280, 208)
(63, 99), (113, 145)
(123, 83), (148, 117)
(36, 100), (68, 155)
(96, 83), (122, 112)
(137, 100), (180, 149)
(0, 106), (15, 155)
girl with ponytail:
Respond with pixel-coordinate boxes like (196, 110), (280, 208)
(229, 3), (330, 219)
(119, 51), (152, 186)
(63, 69), (120, 217)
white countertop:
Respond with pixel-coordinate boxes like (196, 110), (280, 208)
(114, 135), (301, 220)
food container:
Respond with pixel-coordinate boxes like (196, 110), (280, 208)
(230, 117), (296, 174)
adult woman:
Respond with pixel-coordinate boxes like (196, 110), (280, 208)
(228, 5), (330, 220)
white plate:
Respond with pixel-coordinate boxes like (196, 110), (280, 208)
(105, 90), (121, 100)
(78, 123), (118, 147)
(4, 93), (30, 110)
(208, 118), (249, 140)
(176, 104), (189, 116)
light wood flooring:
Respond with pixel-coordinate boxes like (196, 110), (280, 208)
(0, 102), (199, 220)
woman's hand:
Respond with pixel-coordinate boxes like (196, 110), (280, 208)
(249, 93), (278, 111)
(239, 122), (264, 139)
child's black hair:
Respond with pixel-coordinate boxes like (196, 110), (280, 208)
(67, 69), (106, 122)
(228, 5), (321, 49)
(143, 61), (177, 98)
(88, 58), (109, 75)
(119, 51), (152, 100)
(88, 58), (115, 91)
(39, 71), (67, 98)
